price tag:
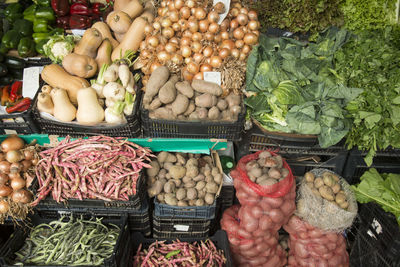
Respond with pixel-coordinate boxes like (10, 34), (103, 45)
(174, 224), (190, 232)
(23, 67), (40, 99)
(213, 0), (230, 24)
(203, 72), (221, 86)
(71, 29), (86, 36)
(4, 129), (17, 135)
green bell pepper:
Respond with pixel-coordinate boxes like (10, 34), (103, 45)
(49, 28), (64, 36)
(35, 39), (48, 55)
(14, 19), (33, 37)
(35, 7), (55, 22)
(0, 44), (8, 54)
(18, 37), (36, 58)
(1, 30), (22, 49)
(4, 3), (23, 23)
(32, 32), (50, 43)
(23, 4), (38, 22)
(33, 18), (51, 33)
(34, 0), (51, 7)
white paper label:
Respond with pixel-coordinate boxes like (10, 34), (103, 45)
(203, 72), (221, 86)
(4, 129), (17, 134)
(223, 173), (233, 185)
(174, 224), (190, 231)
(23, 67), (40, 99)
(71, 29), (86, 36)
(213, 0), (231, 24)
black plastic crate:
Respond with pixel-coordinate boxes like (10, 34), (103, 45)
(140, 96), (246, 140)
(350, 203), (400, 267)
(32, 87), (142, 138)
(0, 213), (129, 267)
(218, 185), (234, 209)
(343, 149), (400, 184)
(0, 224), (16, 256)
(35, 172), (146, 211)
(25, 57), (52, 67)
(154, 197), (217, 220)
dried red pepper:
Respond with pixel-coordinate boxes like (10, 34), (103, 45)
(9, 81), (22, 103)
(6, 97), (31, 113)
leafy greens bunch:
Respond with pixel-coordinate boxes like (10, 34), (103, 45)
(245, 28), (363, 148)
(334, 27), (400, 166)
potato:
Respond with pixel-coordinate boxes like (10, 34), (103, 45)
(259, 151), (271, 159)
(205, 193), (215, 205)
(258, 178), (277, 186)
(208, 106), (220, 120)
(230, 105), (242, 117)
(203, 166), (211, 177)
(304, 172), (315, 183)
(175, 81), (194, 98)
(193, 174), (205, 182)
(195, 199), (205, 206)
(182, 176), (192, 184)
(314, 177), (324, 188)
(213, 173), (223, 184)
(148, 97), (162, 111)
(268, 167), (281, 179)
(176, 154), (186, 165)
(202, 156), (213, 165)
(323, 174), (335, 187)
(217, 99), (228, 110)
(166, 154), (177, 163)
(195, 181), (206, 191)
(198, 189), (206, 199)
(196, 107), (208, 119)
(188, 199), (196, 206)
(178, 200), (189, 206)
(164, 162), (173, 171)
(186, 165), (199, 178)
(157, 193), (165, 203)
(176, 188), (186, 200)
(311, 188), (321, 197)
(249, 167), (262, 178)
(187, 188), (198, 200)
(211, 167), (220, 176)
(248, 173), (257, 182)
(158, 169), (167, 179)
(164, 181), (176, 194)
(172, 94), (189, 115)
(335, 192), (346, 204)
(220, 110), (231, 121)
(186, 158), (198, 167)
(330, 173), (340, 182)
(147, 179), (165, 197)
(225, 93), (241, 107)
(246, 160), (259, 171)
(191, 79), (223, 96)
(339, 201), (349, 210)
(172, 179), (182, 187)
(157, 151), (170, 163)
(273, 155), (283, 168)
(145, 66), (170, 100)
(206, 181), (219, 193)
(184, 180), (196, 188)
(159, 75), (178, 104)
(281, 168), (289, 178)
(319, 185), (335, 201)
(183, 101), (196, 116)
(169, 165), (186, 179)
(165, 173), (171, 179)
(147, 176), (157, 186)
(195, 94), (216, 108)
(188, 112), (199, 120)
(331, 183), (341, 194)
(164, 194), (178, 206)
(153, 107), (176, 119)
(306, 182), (314, 189)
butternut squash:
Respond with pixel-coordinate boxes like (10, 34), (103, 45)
(41, 64), (90, 104)
(113, 0), (131, 12)
(74, 28), (103, 58)
(91, 22), (119, 49)
(50, 88), (77, 122)
(120, 0), (143, 19)
(37, 92), (54, 115)
(114, 32), (125, 43)
(111, 17), (148, 61)
(76, 87), (105, 125)
(95, 39), (112, 70)
(40, 85), (52, 94)
(106, 11), (132, 34)
(62, 53), (98, 78)
(141, 1), (156, 23)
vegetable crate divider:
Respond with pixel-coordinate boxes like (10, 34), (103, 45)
(349, 203), (400, 267)
(235, 126), (349, 176)
(152, 212), (212, 238)
(33, 171), (147, 210)
(0, 214), (130, 267)
(35, 196), (151, 236)
(24, 57), (53, 67)
(31, 83), (142, 138)
(140, 97), (246, 140)
(342, 148), (400, 184)
(129, 230), (233, 267)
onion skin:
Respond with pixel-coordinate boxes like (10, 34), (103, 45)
(12, 189), (32, 204)
(11, 176), (26, 191)
(0, 200), (9, 214)
(0, 161), (10, 174)
(0, 173), (9, 185)
(0, 185), (12, 197)
(1, 136), (25, 153)
(6, 150), (23, 163)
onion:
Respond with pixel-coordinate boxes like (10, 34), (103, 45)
(0, 161), (11, 174)
(168, 2), (176, 11)
(240, 7), (248, 14)
(233, 3), (242, 9)
(252, 30), (260, 37)
(0, 185), (12, 197)
(180, 7), (191, 19)
(239, 52), (247, 61)
(144, 24), (153, 34)
(230, 7), (239, 17)
(147, 36), (159, 47)
(141, 49), (151, 58)
(242, 44), (251, 54)
(161, 18), (172, 28)
(193, 72), (203, 80)
(162, 27), (174, 39)
(194, 7), (206, 20)
(186, 0), (195, 8)
(0, 200), (9, 214)
(199, 19), (209, 33)
(182, 30), (192, 38)
(191, 41), (202, 53)
(230, 19), (239, 29)
(200, 63), (212, 72)
(6, 150), (23, 163)
(220, 19), (229, 32)
(233, 28), (245, 39)
(169, 10), (179, 22)
(0, 173), (8, 185)
(210, 56), (222, 68)
(187, 62), (199, 74)
(188, 19), (199, 33)
(237, 13), (249, 26)
(214, 33), (222, 43)
(231, 48), (240, 58)
(219, 48), (230, 59)
(244, 33), (258, 45)
(248, 20), (260, 31)
(31, 158), (39, 166)
(235, 39), (245, 48)
(156, 44), (165, 53)
(165, 42), (177, 53)
(180, 37), (191, 46)
(208, 22), (220, 34)
(157, 51), (171, 63)
(184, 57), (193, 64)
(182, 67), (194, 81)
(192, 53), (204, 63)
(214, 2), (225, 13)
(178, 19), (188, 30)
(174, 0), (184, 9)
(12, 189), (32, 204)
(170, 37), (179, 44)
(161, 1), (166, 7)
(140, 41), (147, 51)
(191, 32), (202, 42)
(10, 162), (22, 173)
(248, 10), (258, 20)
(150, 61), (162, 73)
(203, 46), (213, 57)
(172, 22), (181, 31)
(171, 54), (183, 64)
(153, 21), (161, 30)
(181, 45), (192, 57)
(1, 136), (24, 153)
(11, 176), (25, 190)
(8, 171), (20, 180)
(208, 11), (219, 23)
(21, 160), (32, 172)
(221, 31), (230, 40)
(204, 32), (214, 41)
(221, 40), (235, 50)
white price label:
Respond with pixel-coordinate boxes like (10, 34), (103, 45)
(23, 67), (40, 99)
(71, 29), (86, 36)
(174, 224), (190, 232)
(213, 0), (231, 24)
(203, 72), (221, 86)
(4, 129), (17, 135)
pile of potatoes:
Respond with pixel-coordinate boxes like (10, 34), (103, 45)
(142, 66), (242, 121)
(147, 151), (223, 207)
(304, 171), (349, 210)
(245, 151), (290, 186)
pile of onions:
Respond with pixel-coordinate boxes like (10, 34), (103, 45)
(136, 0), (260, 85)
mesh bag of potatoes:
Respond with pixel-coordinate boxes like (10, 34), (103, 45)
(146, 151), (223, 207)
(296, 168), (357, 232)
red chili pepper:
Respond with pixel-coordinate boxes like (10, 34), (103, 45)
(56, 16), (70, 29)
(70, 3), (92, 16)
(9, 81), (23, 103)
(92, 3), (105, 15)
(6, 97), (31, 113)
(69, 14), (92, 29)
(51, 0), (70, 16)
(1, 86), (10, 106)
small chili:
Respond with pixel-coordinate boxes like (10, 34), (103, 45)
(6, 97), (31, 113)
(1, 86), (10, 106)
(92, 3), (105, 15)
(9, 81), (23, 102)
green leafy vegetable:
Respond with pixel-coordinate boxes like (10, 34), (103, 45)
(352, 168), (400, 225)
(43, 34), (80, 64)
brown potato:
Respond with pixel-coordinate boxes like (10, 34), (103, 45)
(169, 165), (186, 179)
(331, 183), (341, 194)
(176, 188), (186, 200)
(177, 200), (189, 206)
(195, 181), (206, 191)
(304, 172), (315, 183)
(335, 192), (346, 204)
(187, 188), (198, 200)
(205, 193), (215, 204)
(319, 185), (335, 201)
(206, 181), (219, 193)
(213, 173), (223, 184)
(314, 177), (324, 189)
(323, 174), (335, 187)
(195, 199), (205, 206)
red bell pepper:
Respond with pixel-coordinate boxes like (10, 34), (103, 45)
(9, 81), (22, 103)
(92, 3), (105, 15)
(51, 0), (70, 16)
(56, 16), (70, 29)
(70, 0), (89, 5)
(6, 97), (31, 113)
(69, 14), (92, 29)
(70, 3), (92, 16)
